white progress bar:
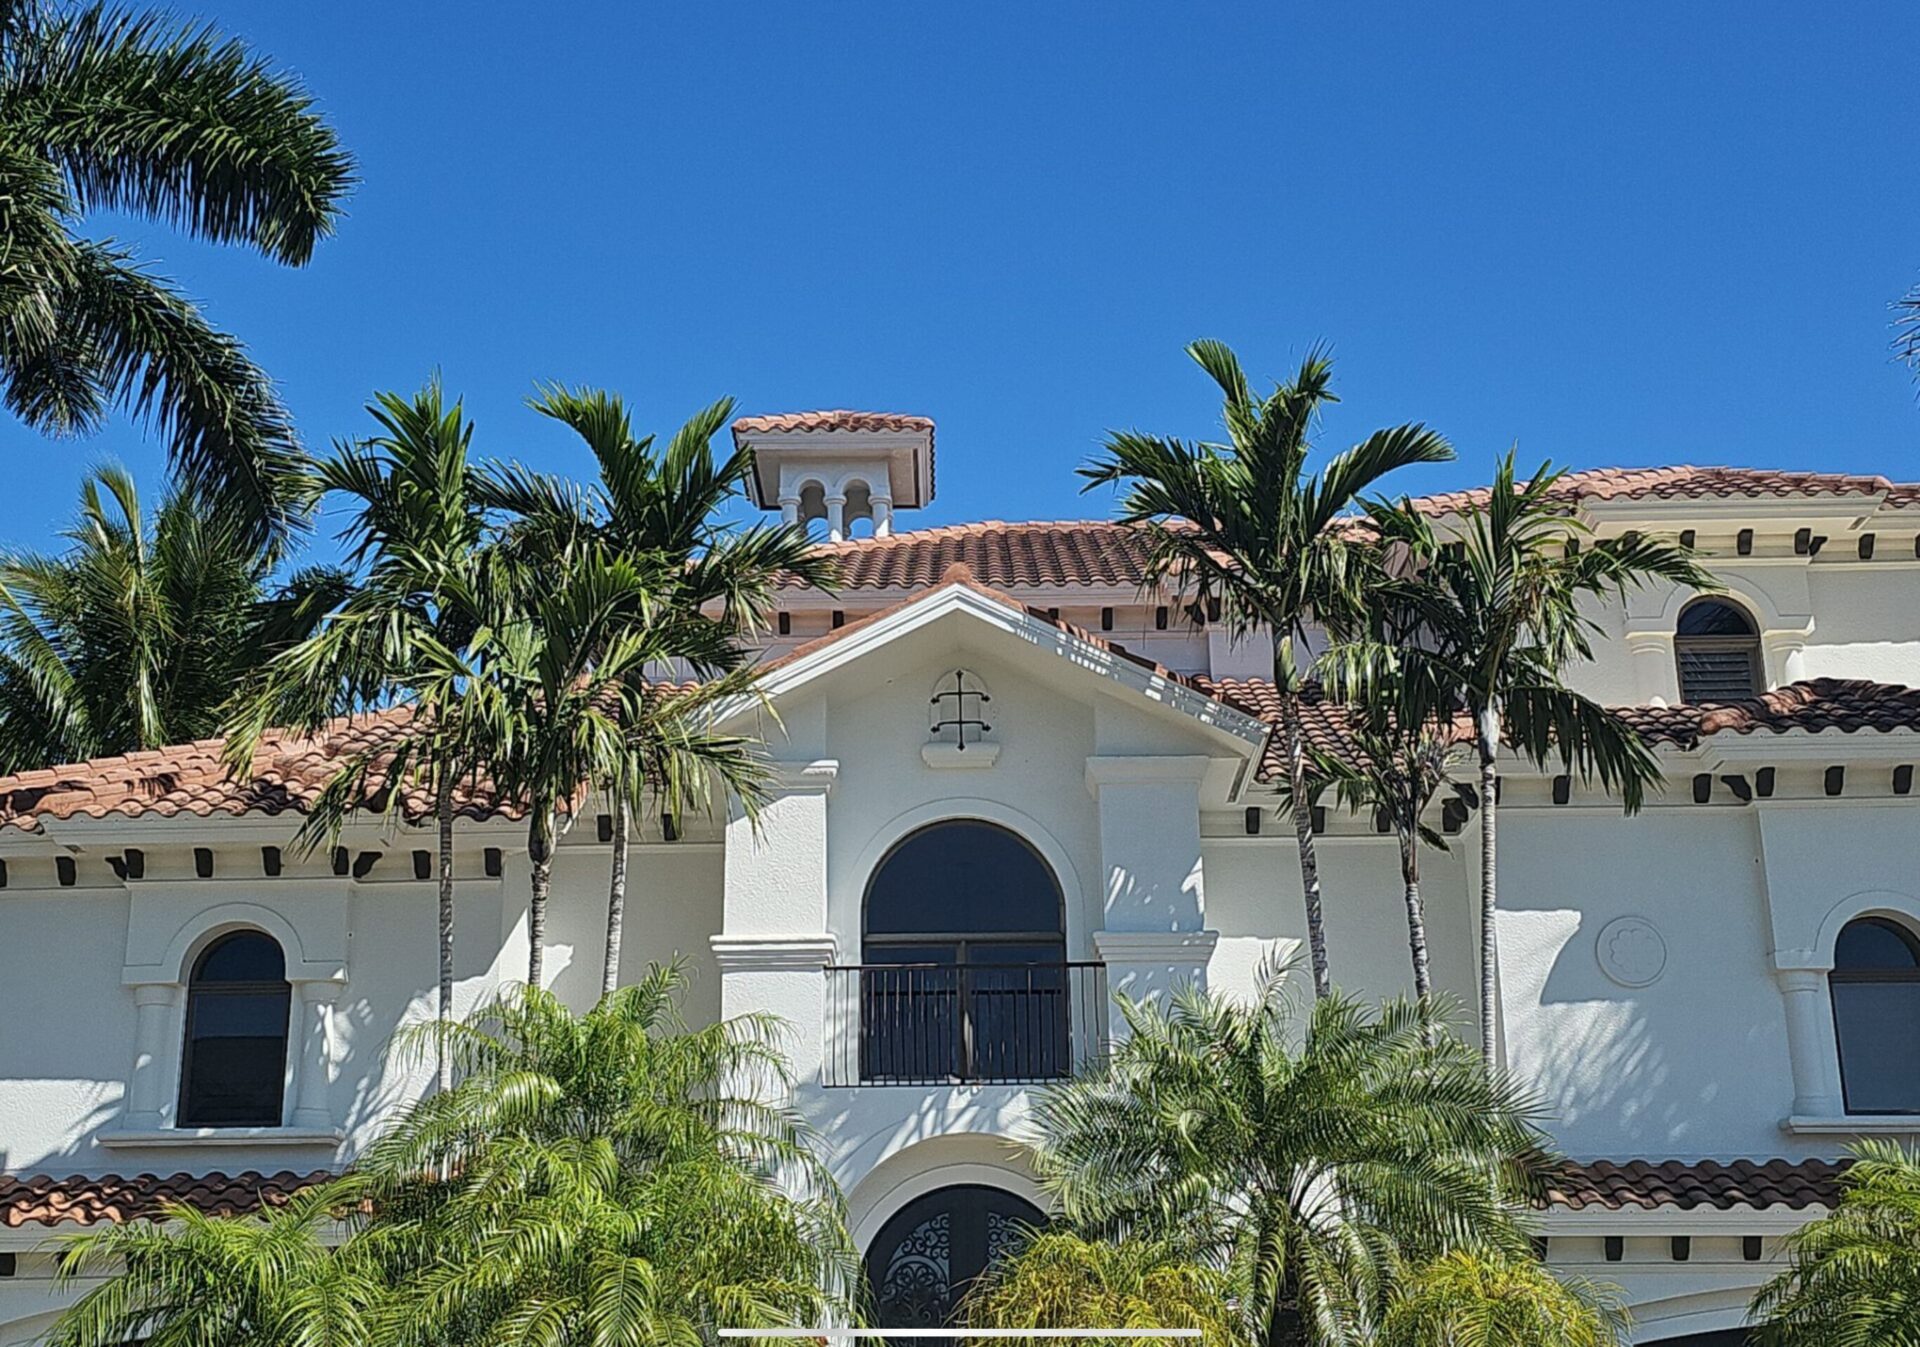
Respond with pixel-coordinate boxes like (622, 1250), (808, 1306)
(720, 1332), (1202, 1339)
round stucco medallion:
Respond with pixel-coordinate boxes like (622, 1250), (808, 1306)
(1595, 916), (1667, 988)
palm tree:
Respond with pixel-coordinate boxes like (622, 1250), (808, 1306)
(47, 964), (857, 1347)
(0, 1), (354, 543)
(488, 385), (832, 995)
(1379, 1250), (1627, 1347)
(1081, 341), (1454, 999)
(1306, 663), (1474, 1011)
(49, 1189), (382, 1347)
(966, 1232), (1250, 1347)
(1028, 966), (1548, 1346)
(1357, 456), (1712, 1063)
(344, 964), (859, 1345)
(469, 543), (771, 988)
(1753, 1140), (1920, 1347)
(0, 464), (342, 771)
(228, 381), (489, 1089)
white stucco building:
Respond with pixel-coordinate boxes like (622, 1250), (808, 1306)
(1, 410), (1917, 1345)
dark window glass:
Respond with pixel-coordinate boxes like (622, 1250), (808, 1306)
(1677, 599), (1757, 637)
(865, 821), (1063, 936)
(1675, 599), (1762, 702)
(1832, 918), (1920, 1115)
(179, 931), (290, 1127)
(866, 1184), (1044, 1334)
(862, 821), (1067, 1082)
(1836, 918), (1920, 971)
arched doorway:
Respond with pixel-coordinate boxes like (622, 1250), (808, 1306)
(860, 819), (1070, 1083)
(866, 1183), (1045, 1329)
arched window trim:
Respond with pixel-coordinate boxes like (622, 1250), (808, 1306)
(177, 929), (292, 1128)
(1674, 596), (1764, 703)
(1830, 916), (1920, 1117)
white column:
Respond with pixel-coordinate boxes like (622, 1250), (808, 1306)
(1776, 967), (1844, 1120)
(824, 494), (847, 543)
(289, 979), (341, 1130)
(1624, 631), (1676, 706)
(871, 496), (893, 538)
(779, 495), (800, 527)
(1085, 756), (1214, 1029)
(123, 982), (180, 1128)
(1763, 631), (1810, 688)
(717, 761), (839, 1083)
(710, 936), (838, 1087)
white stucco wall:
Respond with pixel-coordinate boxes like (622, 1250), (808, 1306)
(0, 529), (1916, 1344)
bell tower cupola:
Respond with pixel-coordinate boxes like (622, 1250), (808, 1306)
(731, 410), (935, 541)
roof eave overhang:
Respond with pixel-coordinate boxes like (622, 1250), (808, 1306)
(717, 583), (1268, 797)
(1581, 494), (1887, 535)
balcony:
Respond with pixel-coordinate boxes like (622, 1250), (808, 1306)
(823, 961), (1107, 1087)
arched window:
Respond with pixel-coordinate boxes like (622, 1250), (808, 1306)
(1674, 598), (1763, 702)
(1830, 917), (1920, 1115)
(861, 820), (1067, 1083)
(866, 1184), (1044, 1330)
(179, 931), (291, 1126)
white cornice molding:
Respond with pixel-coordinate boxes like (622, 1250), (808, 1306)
(768, 759), (839, 793)
(1084, 754), (1213, 796)
(1093, 929), (1220, 965)
(1536, 1205), (1826, 1235)
(709, 933), (838, 972)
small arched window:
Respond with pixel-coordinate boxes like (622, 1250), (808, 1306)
(1830, 917), (1920, 1115)
(1674, 598), (1762, 702)
(179, 931), (291, 1127)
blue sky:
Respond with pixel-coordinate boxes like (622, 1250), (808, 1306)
(18, 2), (1920, 555)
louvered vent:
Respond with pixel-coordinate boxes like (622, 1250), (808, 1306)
(1677, 645), (1761, 702)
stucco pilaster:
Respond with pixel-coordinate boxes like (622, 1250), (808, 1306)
(123, 982), (180, 1128)
(289, 980), (341, 1129)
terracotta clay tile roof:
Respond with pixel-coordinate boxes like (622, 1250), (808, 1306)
(1198, 678), (1920, 783)
(794, 466), (1920, 591)
(1611, 678), (1920, 749)
(0, 708), (517, 833)
(1546, 1158), (1846, 1211)
(732, 410), (934, 438)
(797, 519), (1162, 590)
(765, 563), (1217, 703)
(0, 1170), (329, 1228)
(1414, 465), (1919, 516)
(733, 410), (938, 502)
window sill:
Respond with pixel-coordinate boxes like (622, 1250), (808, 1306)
(921, 742), (1000, 769)
(100, 1126), (342, 1148)
(1784, 1114), (1920, 1135)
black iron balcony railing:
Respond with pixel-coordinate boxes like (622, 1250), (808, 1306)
(824, 961), (1107, 1087)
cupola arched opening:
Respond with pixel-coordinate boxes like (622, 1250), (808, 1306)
(860, 820), (1068, 1084)
(1674, 597), (1763, 702)
(1830, 916), (1920, 1115)
(178, 929), (291, 1127)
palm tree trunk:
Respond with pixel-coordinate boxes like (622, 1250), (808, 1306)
(600, 796), (629, 998)
(527, 808), (554, 987)
(1398, 827), (1433, 1007)
(435, 774), (455, 1093)
(1278, 695), (1333, 1000)
(1478, 751), (1500, 1067)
